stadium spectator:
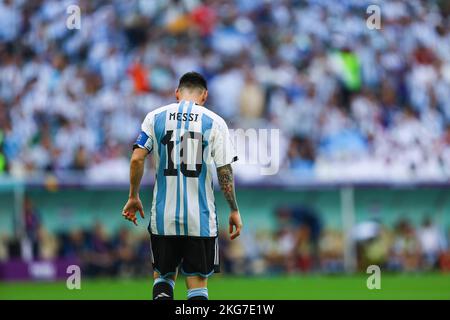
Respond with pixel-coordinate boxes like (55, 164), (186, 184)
(59, 229), (87, 259)
(391, 218), (422, 272)
(318, 229), (344, 273)
(0, 233), (8, 262)
(36, 225), (58, 260)
(23, 197), (41, 257)
(417, 216), (447, 269)
(112, 227), (138, 277)
(276, 205), (322, 271)
(84, 223), (115, 277)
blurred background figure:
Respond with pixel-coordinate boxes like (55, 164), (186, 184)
(417, 216), (447, 270)
(391, 218), (422, 272)
(275, 205), (322, 272)
(353, 220), (391, 271)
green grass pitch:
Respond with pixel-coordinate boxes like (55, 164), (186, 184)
(1, 274), (449, 300)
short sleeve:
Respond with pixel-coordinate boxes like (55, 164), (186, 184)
(212, 120), (238, 167)
(133, 113), (154, 153)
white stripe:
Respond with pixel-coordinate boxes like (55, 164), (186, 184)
(176, 103), (187, 235)
(150, 182), (158, 234)
(150, 245), (155, 263)
(186, 168), (200, 236)
(179, 161), (185, 236)
(214, 237), (219, 264)
(213, 236), (216, 264)
(164, 177), (177, 234)
(150, 115), (159, 235)
(206, 167), (217, 236)
(164, 106), (179, 235)
(185, 115), (201, 236)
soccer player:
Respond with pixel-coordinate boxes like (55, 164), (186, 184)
(121, 72), (242, 300)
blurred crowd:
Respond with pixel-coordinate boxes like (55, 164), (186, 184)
(1, 200), (450, 276)
(0, 223), (152, 277)
(221, 205), (450, 274)
(1, 0), (450, 182)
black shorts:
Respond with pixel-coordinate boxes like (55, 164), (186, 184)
(150, 234), (220, 278)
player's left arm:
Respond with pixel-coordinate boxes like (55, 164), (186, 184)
(122, 148), (148, 226)
(213, 118), (242, 240)
(217, 164), (243, 240)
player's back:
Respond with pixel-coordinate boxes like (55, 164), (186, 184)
(139, 100), (237, 238)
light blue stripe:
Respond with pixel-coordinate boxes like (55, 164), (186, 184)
(153, 267), (177, 278)
(154, 277), (175, 289)
(199, 114), (213, 236)
(182, 101), (194, 235)
(187, 288), (208, 298)
(154, 111), (167, 235)
(174, 101), (185, 235)
(180, 267), (215, 278)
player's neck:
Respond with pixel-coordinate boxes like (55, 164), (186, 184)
(178, 96), (203, 106)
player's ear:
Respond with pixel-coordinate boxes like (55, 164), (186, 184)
(201, 90), (208, 105)
(175, 88), (180, 102)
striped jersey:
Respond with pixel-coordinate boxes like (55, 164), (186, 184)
(134, 100), (238, 237)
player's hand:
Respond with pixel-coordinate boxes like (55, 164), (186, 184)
(229, 210), (242, 240)
(122, 196), (145, 226)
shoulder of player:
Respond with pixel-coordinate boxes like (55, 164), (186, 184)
(200, 107), (228, 130)
(144, 103), (178, 122)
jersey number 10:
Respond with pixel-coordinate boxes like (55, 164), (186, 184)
(161, 130), (204, 178)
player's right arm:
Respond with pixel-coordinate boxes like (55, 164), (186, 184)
(122, 148), (147, 226)
(122, 114), (154, 226)
(217, 164), (242, 240)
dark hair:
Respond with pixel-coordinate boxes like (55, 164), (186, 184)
(178, 71), (207, 91)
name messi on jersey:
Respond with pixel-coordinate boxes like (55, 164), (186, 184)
(169, 112), (199, 122)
